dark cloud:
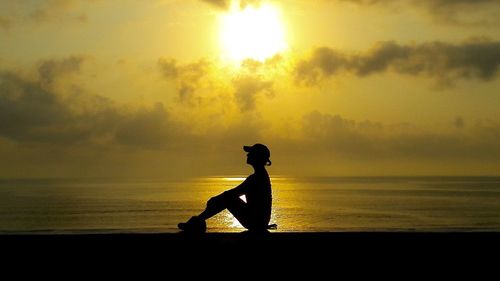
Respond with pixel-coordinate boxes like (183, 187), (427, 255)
(416, 0), (500, 26)
(294, 47), (348, 86)
(2, 56), (500, 177)
(302, 111), (382, 157)
(338, 0), (497, 4)
(302, 111), (500, 160)
(453, 116), (465, 129)
(240, 55), (285, 73)
(158, 58), (209, 82)
(30, 0), (88, 23)
(419, 0), (499, 9)
(114, 103), (177, 148)
(230, 57), (279, 111)
(158, 58), (179, 79)
(231, 57), (282, 111)
(200, 0), (262, 10)
(31, 0), (67, 21)
(37, 56), (86, 87)
(232, 75), (273, 111)
(335, 0), (500, 25)
(0, 67), (180, 149)
(158, 57), (278, 111)
(432, 0), (497, 6)
(0, 16), (11, 31)
(0, 71), (112, 144)
(158, 58), (210, 105)
(200, 0), (231, 9)
(295, 39), (500, 86)
(0, 0), (91, 28)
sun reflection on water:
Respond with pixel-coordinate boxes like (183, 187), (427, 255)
(222, 177), (247, 182)
(226, 211), (245, 228)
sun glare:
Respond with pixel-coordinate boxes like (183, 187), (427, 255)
(219, 3), (287, 62)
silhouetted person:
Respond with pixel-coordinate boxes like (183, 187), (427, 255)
(178, 143), (273, 232)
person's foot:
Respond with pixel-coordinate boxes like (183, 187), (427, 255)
(178, 216), (207, 232)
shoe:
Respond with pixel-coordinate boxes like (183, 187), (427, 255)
(178, 216), (207, 232)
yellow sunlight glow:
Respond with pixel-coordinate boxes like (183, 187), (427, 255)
(219, 4), (287, 62)
(223, 177), (247, 181)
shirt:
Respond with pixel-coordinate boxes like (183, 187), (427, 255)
(225, 169), (272, 227)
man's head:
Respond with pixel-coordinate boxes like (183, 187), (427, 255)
(244, 143), (272, 166)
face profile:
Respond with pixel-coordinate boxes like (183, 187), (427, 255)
(244, 143), (272, 167)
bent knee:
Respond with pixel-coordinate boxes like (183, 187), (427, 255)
(207, 196), (224, 207)
(207, 197), (215, 205)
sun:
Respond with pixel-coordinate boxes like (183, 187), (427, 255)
(219, 3), (287, 62)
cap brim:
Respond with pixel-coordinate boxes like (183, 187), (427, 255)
(243, 146), (252, 152)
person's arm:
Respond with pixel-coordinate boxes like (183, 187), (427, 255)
(222, 176), (252, 197)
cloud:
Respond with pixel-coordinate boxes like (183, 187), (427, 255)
(414, 0), (500, 26)
(301, 111), (383, 157)
(337, 0), (497, 4)
(295, 39), (500, 86)
(200, 0), (262, 10)
(334, 0), (500, 25)
(453, 116), (465, 129)
(2, 55), (500, 177)
(294, 47), (348, 86)
(31, 0), (73, 21)
(0, 70), (110, 144)
(201, 0), (231, 9)
(419, 0), (498, 8)
(114, 103), (179, 148)
(0, 61), (182, 149)
(158, 58), (209, 83)
(0, 56), (278, 177)
(158, 58), (211, 106)
(232, 75), (273, 111)
(0, 0), (93, 29)
(0, 16), (11, 31)
(158, 56), (281, 111)
(37, 56), (86, 87)
(301, 111), (500, 160)
(30, 0), (88, 23)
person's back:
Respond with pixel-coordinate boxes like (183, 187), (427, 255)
(244, 169), (272, 229)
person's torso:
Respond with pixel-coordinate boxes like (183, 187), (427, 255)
(245, 171), (272, 222)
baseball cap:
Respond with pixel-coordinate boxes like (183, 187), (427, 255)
(243, 143), (271, 160)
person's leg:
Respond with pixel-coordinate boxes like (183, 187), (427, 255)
(198, 192), (242, 220)
(179, 192), (235, 232)
(228, 204), (270, 231)
(200, 192), (265, 230)
(199, 192), (256, 229)
(179, 192), (251, 231)
(226, 197), (252, 229)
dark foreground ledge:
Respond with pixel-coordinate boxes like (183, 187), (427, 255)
(3, 232), (498, 274)
(2, 232), (499, 254)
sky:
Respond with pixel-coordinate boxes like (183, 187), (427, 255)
(1, 0), (500, 178)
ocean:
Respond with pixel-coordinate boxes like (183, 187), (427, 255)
(1, 176), (499, 233)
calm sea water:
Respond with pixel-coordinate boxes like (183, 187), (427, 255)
(0, 176), (499, 233)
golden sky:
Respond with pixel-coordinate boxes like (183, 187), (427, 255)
(1, 0), (500, 178)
